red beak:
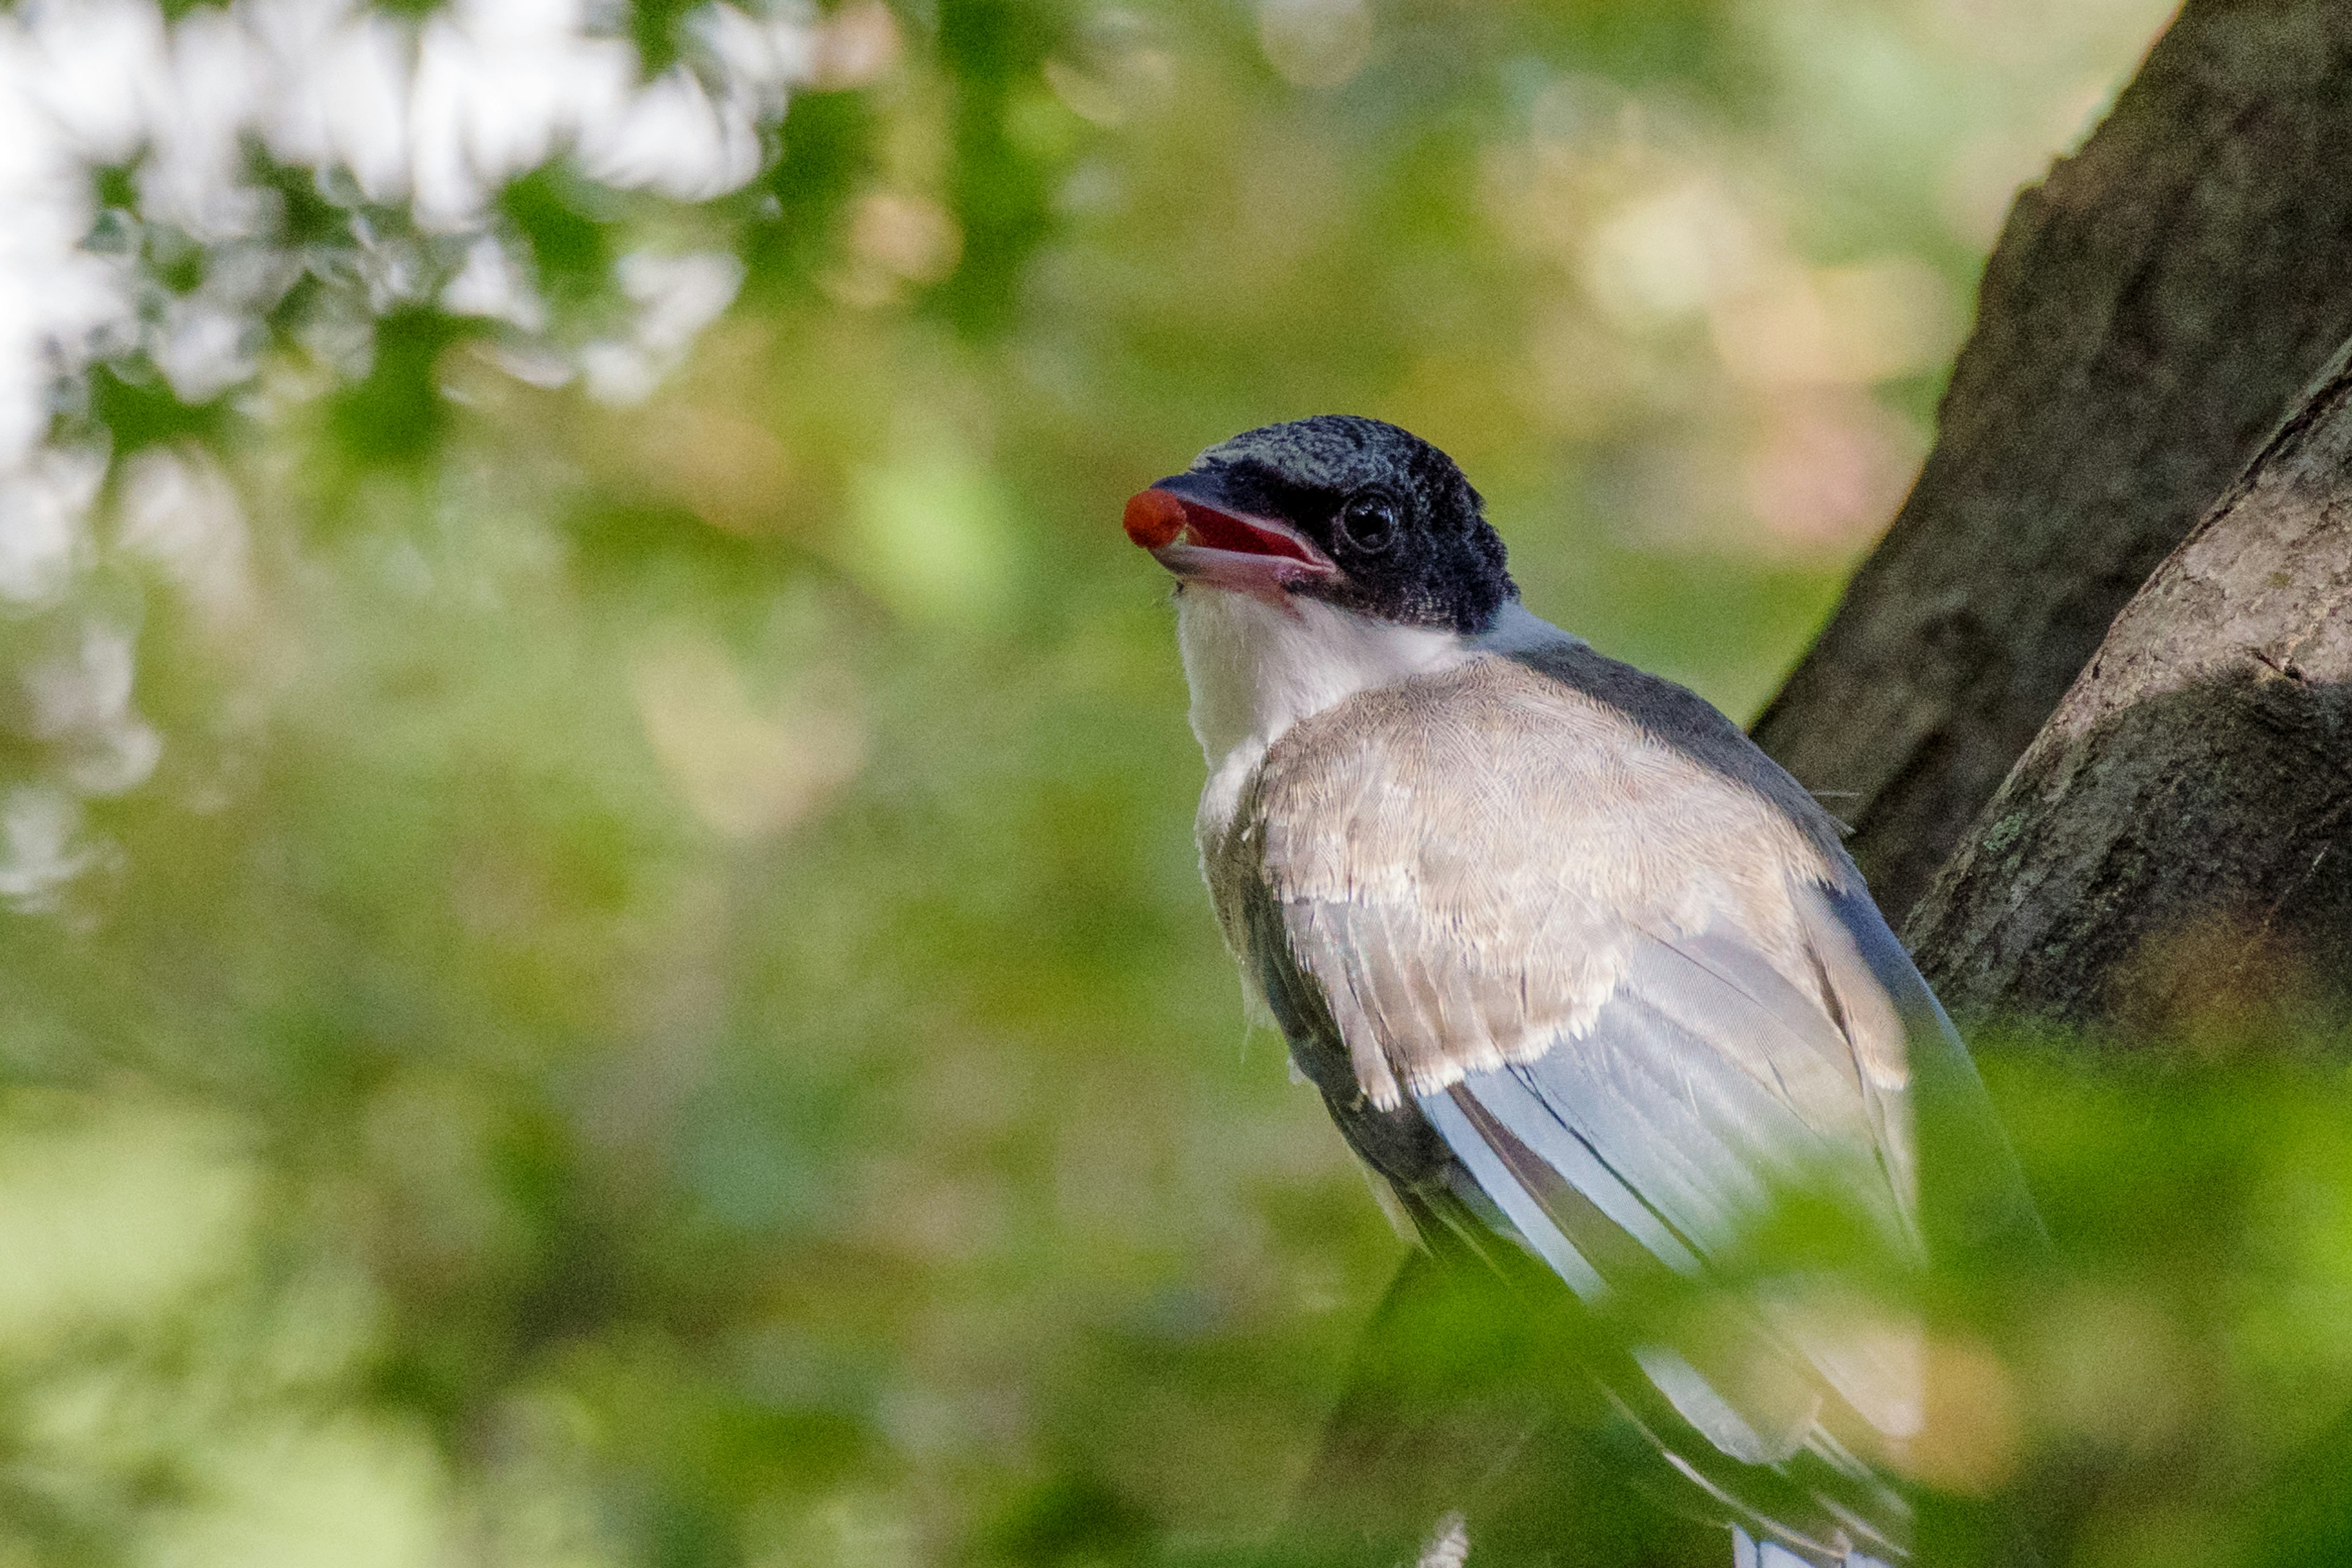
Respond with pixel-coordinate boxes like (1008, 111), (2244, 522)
(1123, 483), (1338, 606)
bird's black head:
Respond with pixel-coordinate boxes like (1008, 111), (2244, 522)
(1124, 415), (1515, 634)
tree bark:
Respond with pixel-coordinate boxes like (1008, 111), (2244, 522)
(1750, 0), (2352, 926)
(1908, 344), (2352, 1031)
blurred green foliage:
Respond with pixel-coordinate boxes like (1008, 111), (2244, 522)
(5, 1), (2324, 1566)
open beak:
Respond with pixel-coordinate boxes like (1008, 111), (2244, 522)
(1122, 477), (1339, 606)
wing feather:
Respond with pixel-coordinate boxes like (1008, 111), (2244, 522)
(1212, 650), (2034, 1563)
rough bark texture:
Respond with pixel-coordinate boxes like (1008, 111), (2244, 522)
(1909, 347), (2352, 1030)
(1750, 0), (2352, 925)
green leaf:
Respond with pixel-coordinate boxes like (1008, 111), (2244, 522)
(499, 164), (619, 314)
(927, 0), (1071, 336)
(979, 1471), (1158, 1567)
(627, 0), (705, 79)
(324, 307), (486, 467)
(84, 361), (227, 456)
(739, 87), (878, 299)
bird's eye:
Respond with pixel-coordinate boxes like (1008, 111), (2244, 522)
(1336, 492), (1400, 554)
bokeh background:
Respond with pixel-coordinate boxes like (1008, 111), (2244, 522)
(22, 2), (2352, 1566)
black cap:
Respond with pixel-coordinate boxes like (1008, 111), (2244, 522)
(1171, 415), (1515, 634)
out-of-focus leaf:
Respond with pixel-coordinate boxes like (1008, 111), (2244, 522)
(626, 0), (706, 80)
(499, 164), (618, 314)
(1540, 0), (1738, 85)
(739, 88), (878, 298)
(87, 159), (141, 222)
(83, 362), (227, 454)
(325, 307), (487, 467)
(930, 0), (1069, 335)
(979, 1469), (1158, 1567)
(246, 143), (364, 254)
(0, 3), (2226, 1567)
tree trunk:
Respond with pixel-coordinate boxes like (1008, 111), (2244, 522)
(1750, 0), (2352, 926)
(1908, 344), (2352, 1032)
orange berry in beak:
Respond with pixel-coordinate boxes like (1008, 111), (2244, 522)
(1123, 488), (1187, 550)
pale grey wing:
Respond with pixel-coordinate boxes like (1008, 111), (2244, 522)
(1286, 880), (1918, 1298)
(1411, 913), (1916, 1300)
(1234, 873), (1531, 1276)
(1270, 881), (1931, 1565)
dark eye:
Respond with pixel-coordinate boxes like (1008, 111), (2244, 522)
(1336, 492), (1400, 554)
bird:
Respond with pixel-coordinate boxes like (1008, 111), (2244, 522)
(1123, 415), (2038, 1568)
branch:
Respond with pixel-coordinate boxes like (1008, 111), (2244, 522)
(1908, 342), (2352, 1030)
(1751, 0), (2352, 924)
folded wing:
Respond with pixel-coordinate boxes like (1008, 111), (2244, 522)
(1220, 649), (1998, 1564)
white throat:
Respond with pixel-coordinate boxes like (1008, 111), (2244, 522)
(1177, 592), (1572, 845)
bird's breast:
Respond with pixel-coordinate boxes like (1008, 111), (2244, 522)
(1175, 588), (1476, 845)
